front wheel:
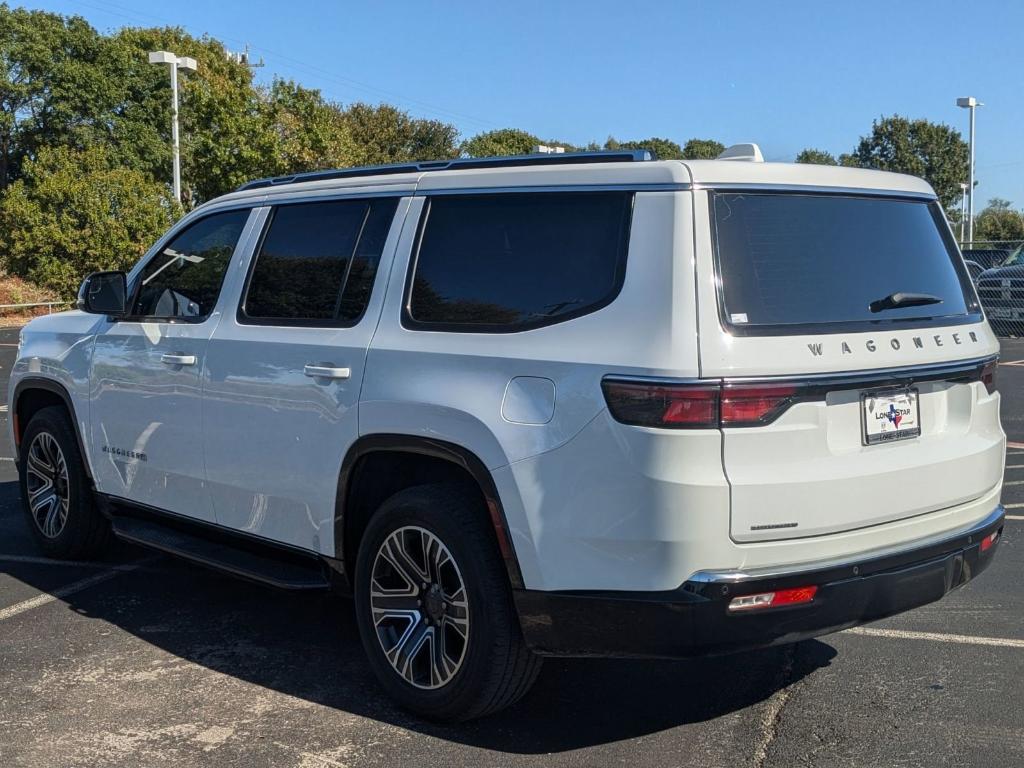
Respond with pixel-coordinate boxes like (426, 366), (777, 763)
(18, 406), (111, 559)
(354, 483), (541, 721)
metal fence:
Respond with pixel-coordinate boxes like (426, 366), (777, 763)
(0, 300), (72, 319)
(960, 240), (1024, 338)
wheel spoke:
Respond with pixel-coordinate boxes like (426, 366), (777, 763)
(370, 525), (469, 690)
(24, 431), (70, 540)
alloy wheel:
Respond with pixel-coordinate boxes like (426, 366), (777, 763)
(369, 525), (470, 690)
(25, 432), (70, 539)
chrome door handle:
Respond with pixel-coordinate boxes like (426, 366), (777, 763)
(304, 364), (351, 380)
(161, 353), (196, 366)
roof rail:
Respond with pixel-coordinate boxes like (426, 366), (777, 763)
(235, 150), (656, 191)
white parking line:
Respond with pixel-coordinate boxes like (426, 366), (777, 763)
(0, 561), (146, 622)
(845, 626), (1024, 649)
(1002, 480), (1024, 486)
(1006, 515), (1024, 520)
(0, 554), (149, 571)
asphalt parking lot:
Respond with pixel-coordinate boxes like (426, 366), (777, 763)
(1, 326), (1022, 768)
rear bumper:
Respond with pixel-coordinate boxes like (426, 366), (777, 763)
(515, 506), (1005, 659)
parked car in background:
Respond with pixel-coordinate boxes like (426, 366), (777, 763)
(961, 248), (1012, 270)
(977, 246), (1024, 336)
(965, 259), (986, 284)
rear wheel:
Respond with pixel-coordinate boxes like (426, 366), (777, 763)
(18, 406), (111, 559)
(354, 483), (541, 721)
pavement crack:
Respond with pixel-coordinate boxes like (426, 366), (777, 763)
(751, 644), (798, 768)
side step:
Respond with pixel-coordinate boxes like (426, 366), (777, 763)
(110, 515), (330, 591)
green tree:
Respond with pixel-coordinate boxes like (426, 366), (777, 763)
(342, 103), (458, 166)
(0, 4), (110, 190)
(111, 26), (279, 203)
(462, 128), (539, 157)
(846, 115), (968, 211)
(795, 148), (838, 165)
(263, 78), (355, 173)
(0, 145), (179, 297)
(682, 138), (725, 159)
(974, 198), (1024, 243)
(606, 136), (684, 159)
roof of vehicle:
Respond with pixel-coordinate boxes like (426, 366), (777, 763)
(205, 152), (936, 211)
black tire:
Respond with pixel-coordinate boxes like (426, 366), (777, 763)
(18, 406), (111, 559)
(354, 483), (541, 721)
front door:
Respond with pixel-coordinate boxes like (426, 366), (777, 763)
(89, 208), (254, 522)
(202, 196), (406, 552)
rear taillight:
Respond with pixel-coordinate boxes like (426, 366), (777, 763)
(721, 384), (799, 426)
(981, 360), (997, 394)
(602, 380), (801, 429)
(600, 381), (719, 428)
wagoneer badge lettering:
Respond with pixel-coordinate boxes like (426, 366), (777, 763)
(102, 445), (147, 461)
(808, 331), (980, 357)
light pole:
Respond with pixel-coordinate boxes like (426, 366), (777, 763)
(959, 182), (969, 243)
(956, 96), (983, 247)
(149, 51), (198, 204)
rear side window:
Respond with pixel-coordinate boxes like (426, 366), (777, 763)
(712, 192), (980, 335)
(241, 198), (398, 325)
(406, 192), (633, 332)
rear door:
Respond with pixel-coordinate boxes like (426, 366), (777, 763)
(202, 195), (407, 553)
(693, 190), (1004, 542)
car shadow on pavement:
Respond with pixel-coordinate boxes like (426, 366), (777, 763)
(1, 481), (836, 754)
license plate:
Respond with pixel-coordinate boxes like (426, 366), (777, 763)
(861, 389), (921, 445)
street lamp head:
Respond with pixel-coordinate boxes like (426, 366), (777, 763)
(148, 50), (177, 66)
(956, 97), (982, 108)
(177, 56), (198, 74)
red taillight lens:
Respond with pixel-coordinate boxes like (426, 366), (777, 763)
(721, 384), (799, 426)
(601, 381), (719, 428)
(602, 380), (803, 429)
(728, 585), (818, 612)
(981, 360), (997, 394)
(980, 530), (999, 553)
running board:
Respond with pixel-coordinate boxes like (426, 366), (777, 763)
(109, 514), (330, 591)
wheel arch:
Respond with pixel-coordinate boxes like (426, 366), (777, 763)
(334, 434), (524, 593)
(12, 377), (92, 479)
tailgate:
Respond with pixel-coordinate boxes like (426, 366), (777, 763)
(692, 188), (1004, 543)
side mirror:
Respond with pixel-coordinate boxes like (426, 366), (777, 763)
(77, 271), (127, 316)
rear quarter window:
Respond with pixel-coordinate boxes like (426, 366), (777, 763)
(712, 192), (980, 335)
(405, 192), (633, 332)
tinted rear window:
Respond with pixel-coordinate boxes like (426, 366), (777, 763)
(406, 192), (633, 331)
(712, 193), (979, 334)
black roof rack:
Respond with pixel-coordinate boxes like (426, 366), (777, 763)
(235, 150), (655, 192)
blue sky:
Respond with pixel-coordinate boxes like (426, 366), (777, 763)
(22, 0), (1024, 206)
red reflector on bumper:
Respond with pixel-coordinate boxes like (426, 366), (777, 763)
(980, 530), (999, 553)
(728, 585), (818, 612)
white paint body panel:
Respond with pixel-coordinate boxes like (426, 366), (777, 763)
(8, 159), (1005, 596)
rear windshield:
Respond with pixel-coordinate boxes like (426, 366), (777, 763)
(712, 192), (980, 335)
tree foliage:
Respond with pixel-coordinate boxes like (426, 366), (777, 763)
(0, 144), (179, 297)
(682, 138), (725, 159)
(264, 78), (355, 174)
(845, 115), (968, 211)
(975, 198), (1024, 243)
(606, 136), (684, 159)
(795, 148), (838, 165)
(342, 103), (459, 166)
(462, 128), (539, 157)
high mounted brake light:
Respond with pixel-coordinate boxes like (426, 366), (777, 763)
(601, 380), (801, 429)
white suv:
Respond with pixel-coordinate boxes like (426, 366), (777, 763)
(9, 148), (1006, 721)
